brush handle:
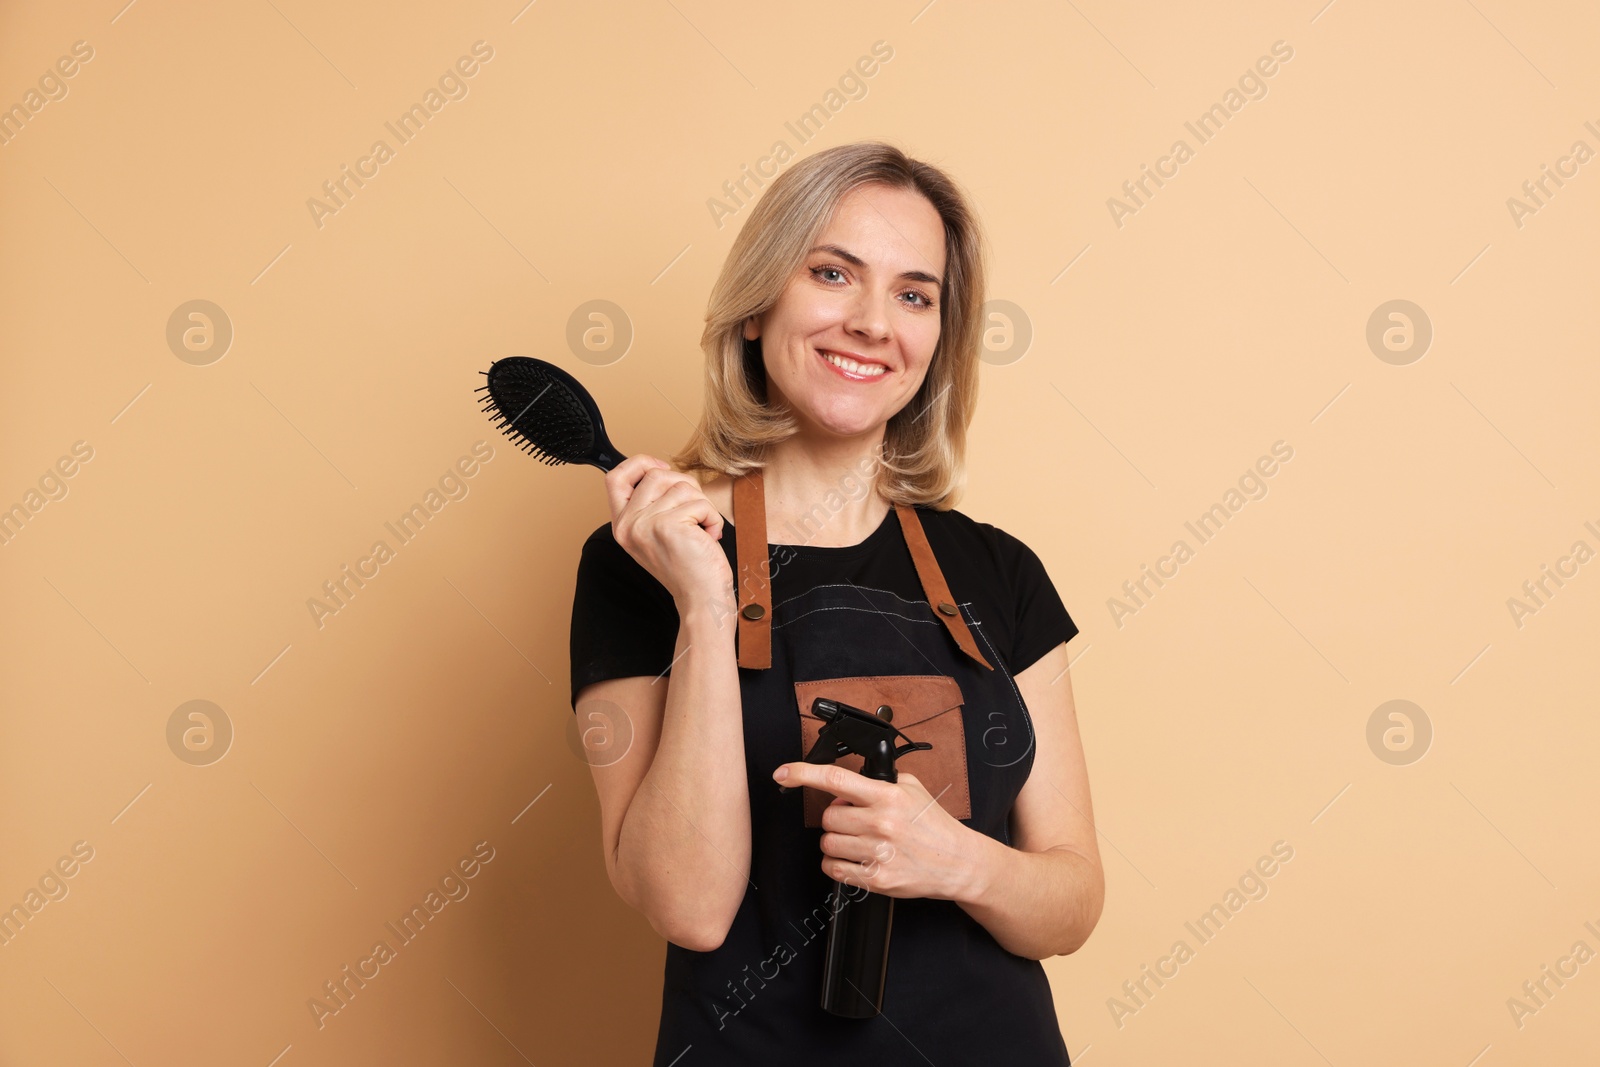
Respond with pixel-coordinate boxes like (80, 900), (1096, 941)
(586, 422), (625, 472)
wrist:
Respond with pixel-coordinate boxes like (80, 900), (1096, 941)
(675, 588), (739, 639)
(952, 826), (1012, 906)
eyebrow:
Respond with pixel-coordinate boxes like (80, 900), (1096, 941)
(809, 244), (942, 287)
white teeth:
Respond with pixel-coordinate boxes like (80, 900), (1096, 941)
(820, 350), (886, 377)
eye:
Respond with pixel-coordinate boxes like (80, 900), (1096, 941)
(902, 290), (936, 309)
(811, 265), (846, 285)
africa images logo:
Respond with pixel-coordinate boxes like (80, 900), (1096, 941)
(306, 841), (496, 1029)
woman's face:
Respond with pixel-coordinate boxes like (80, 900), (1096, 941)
(744, 183), (947, 443)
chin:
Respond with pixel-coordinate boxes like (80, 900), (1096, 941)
(801, 409), (886, 438)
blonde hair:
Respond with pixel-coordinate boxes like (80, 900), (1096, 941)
(670, 140), (987, 509)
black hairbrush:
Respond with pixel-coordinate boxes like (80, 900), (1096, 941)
(477, 356), (626, 471)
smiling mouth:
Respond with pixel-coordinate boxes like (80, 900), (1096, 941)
(816, 348), (888, 380)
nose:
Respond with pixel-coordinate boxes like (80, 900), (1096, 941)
(843, 284), (892, 344)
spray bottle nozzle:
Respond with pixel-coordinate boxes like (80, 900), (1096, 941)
(777, 697), (933, 793)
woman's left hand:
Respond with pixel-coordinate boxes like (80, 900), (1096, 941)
(772, 762), (991, 902)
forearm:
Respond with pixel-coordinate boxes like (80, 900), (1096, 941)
(955, 833), (1104, 960)
(615, 594), (750, 946)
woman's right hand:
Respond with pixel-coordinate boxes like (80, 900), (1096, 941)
(605, 454), (732, 609)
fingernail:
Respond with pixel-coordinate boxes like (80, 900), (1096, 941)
(773, 767), (788, 782)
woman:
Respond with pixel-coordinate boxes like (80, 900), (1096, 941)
(569, 141), (1103, 1064)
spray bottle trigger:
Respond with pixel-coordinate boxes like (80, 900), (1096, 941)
(894, 740), (933, 761)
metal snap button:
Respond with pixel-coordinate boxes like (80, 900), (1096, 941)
(741, 603), (766, 620)
(937, 601), (957, 616)
(876, 705), (893, 722)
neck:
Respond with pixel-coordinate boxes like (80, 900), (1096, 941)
(760, 427), (891, 549)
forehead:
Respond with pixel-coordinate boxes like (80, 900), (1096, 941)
(816, 184), (947, 278)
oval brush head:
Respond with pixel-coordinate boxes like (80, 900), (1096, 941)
(476, 357), (625, 471)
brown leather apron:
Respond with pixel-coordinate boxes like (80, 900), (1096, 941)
(650, 466), (1068, 1064)
(735, 466), (1000, 826)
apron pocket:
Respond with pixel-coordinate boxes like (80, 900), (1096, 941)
(792, 674), (972, 827)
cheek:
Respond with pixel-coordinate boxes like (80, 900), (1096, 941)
(781, 288), (837, 337)
(787, 307), (838, 348)
(909, 318), (941, 365)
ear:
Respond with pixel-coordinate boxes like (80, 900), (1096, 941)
(742, 316), (760, 342)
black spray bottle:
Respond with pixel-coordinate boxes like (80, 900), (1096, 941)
(780, 696), (933, 1018)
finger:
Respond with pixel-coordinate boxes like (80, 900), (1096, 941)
(635, 487), (719, 548)
(659, 496), (723, 541)
(700, 491), (724, 538)
(604, 454), (671, 522)
(818, 831), (878, 864)
(822, 856), (875, 890)
(627, 476), (691, 518)
(633, 467), (716, 521)
(819, 798), (878, 836)
(635, 477), (705, 519)
(628, 466), (701, 516)
(895, 771), (929, 797)
(774, 762), (887, 806)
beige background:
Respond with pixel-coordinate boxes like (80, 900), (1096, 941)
(2, 0), (1597, 1063)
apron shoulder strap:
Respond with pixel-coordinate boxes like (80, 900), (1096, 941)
(731, 469), (993, 672)
(895, 504), (994, 672)
(733, 469), (772, 669)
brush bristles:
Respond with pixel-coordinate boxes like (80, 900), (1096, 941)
(477, 367), (594, 465)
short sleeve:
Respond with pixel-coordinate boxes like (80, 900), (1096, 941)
(995, 529), (1078, 676)
(569, 522), (681, 710)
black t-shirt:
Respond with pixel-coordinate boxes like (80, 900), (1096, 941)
(570, 502), (1080, 1063)
(569, 503), (1077, 708)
